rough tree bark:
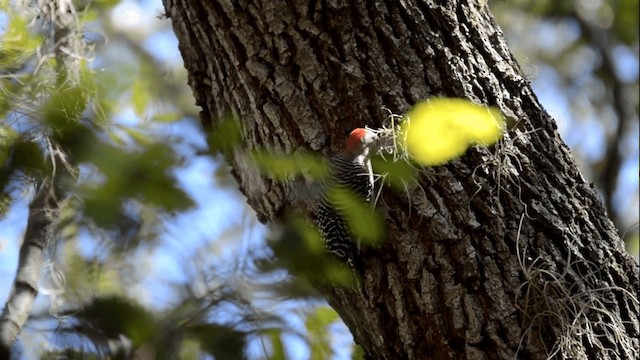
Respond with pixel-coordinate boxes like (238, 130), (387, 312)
(163, 1), (638, 359)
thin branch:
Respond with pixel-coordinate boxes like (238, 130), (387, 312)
(0, 176), (59, 356)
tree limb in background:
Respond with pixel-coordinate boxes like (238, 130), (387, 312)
(573, 14), (630, 231)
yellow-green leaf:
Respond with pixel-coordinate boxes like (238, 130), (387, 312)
(267, 329), (285, 360)
(125, 127), (153, 145)
(0, 14), (42, 66)
(326, 187), (384, 245)
(306, 306), (339, 360)
(371, 155), (418, 190)
(131, 79), (148, 117)
(152, 112), (182, 123)
(402, 98), (504, 166)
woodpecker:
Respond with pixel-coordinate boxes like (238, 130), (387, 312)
(316, 128), (378, 271)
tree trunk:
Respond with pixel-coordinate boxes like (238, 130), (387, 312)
(163, 1), (639, 359)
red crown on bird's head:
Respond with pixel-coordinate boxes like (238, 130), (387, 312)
(346, 128), (368, 152)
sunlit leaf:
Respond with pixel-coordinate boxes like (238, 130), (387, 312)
(78, 8), (99, 23)
(314, 306), (339, 325)
(402, 98), (504, 166)
(0, 13), (42, 66)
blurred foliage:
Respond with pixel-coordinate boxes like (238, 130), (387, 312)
(186, 323), (246, 360)
(306, 306), (339, 360)
(253, 150), (328, 180)
(324, 187), (384, 246)
(207, 116), (243, 153)
(268, 215), (357, 286)
(75, 296), (157, 347)
(0, 10), (42, 68)
(371, 155), (418, 190)
(265, 328), (285, 360)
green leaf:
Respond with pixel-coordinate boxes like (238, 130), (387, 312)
(43, 85), (88, 131)
(613, 0), (640, 44)
(96, 0), (122, 8)
(306, 306), (339, 360)
(186, 324), (246, 360)
(371, 155), (418, 190)
(0, 14), (42, 67)
(8, 138), (46, 176)
(124, 127), (153, 145)
(268, 215), (355, 285)
(0, 125), (18, 164)
(266, 328), (285, 360)
(152, 113), (182, 123)
(77, 296), (157, 347)
(79, 140), (194, 227)
(132, 79), (148, 117)
(63, 248), (122, 296)
(207, 117), (243, 152)
(352, 344), (365, 359)
(326, 187), (384, 245)
(253, 151), (328, 180)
